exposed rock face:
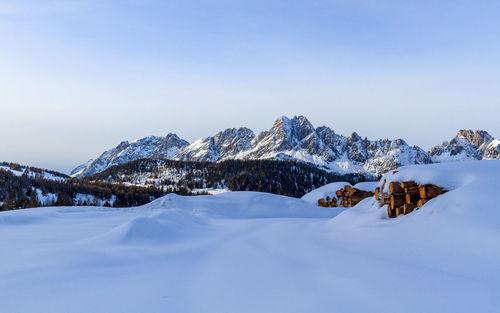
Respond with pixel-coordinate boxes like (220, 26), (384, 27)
(72, 116), (498, 178)
(429, 130), (499, 161)
(457, 130), (493, 148)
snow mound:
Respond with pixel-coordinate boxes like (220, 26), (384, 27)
(146, 192), (342, 219)
(379, 159), (499, 192)
(330, 160), (500, 233)
(94, 192), (341, 245)
(374, 160), (500, 231)
(102, 209), (208, 245)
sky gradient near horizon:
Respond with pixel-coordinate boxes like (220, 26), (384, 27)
(1, 0), (500, 173)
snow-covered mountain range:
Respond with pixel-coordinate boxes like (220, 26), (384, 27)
(71, 116), (499, 177)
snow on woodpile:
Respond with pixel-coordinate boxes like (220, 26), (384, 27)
(353, 181), (378, 192)
(301, 182), (352, 204)
(302, 181), (376, 208)
(373, 160), (500, 218)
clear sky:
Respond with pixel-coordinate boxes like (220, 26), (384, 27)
(1, 0), (499, 173)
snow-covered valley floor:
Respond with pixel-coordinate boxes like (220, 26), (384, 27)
(2, 161), (500, 313)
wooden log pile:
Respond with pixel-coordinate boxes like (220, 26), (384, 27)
(317, 185), (374, 208)
(378, 180), (447, 218)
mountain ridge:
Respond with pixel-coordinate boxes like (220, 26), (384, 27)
(71, 115), (499, 178)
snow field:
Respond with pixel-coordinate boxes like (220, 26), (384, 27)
(1, 160), (500, 313)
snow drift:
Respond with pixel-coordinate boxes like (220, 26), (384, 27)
(1, 160), (500, 313)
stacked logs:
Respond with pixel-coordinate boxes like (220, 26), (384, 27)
(318, 196), (338, 208)
(318, 185), (374, 208)
(376, 180), (447, 218)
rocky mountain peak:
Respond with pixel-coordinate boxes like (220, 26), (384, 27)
(291, 115), (316, 140)
(456, 129), (493, 148)
(348, 132), (362, 142)
(429, 129), (498, 161)
(116, 141), (130, 149)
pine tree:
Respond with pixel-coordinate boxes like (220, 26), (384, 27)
(28, 190), (40, 208)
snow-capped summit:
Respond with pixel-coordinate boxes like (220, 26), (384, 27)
(429, 129), (499, 161)
(244, 116), (331, 161)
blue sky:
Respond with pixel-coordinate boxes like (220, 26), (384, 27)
(1, 0), (499, 173)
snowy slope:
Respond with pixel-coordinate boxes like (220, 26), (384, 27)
(2, 160), (500, 313)
(0, 164), (67, 181)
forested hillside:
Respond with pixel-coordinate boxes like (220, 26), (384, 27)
(0, 162), (198, 211)
(0, 159), (371, 211)
(86, 159), (370, 198)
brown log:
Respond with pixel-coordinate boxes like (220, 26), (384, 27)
(395, 206), (404, 217)
(401, 181), (417, 189)
(389, 182), (404, 194)
(381, 192), (389, 205)
(342, 201), (349, 208)
(391, 192), (406, 197)
(419, 185), (446, 199)
(375, 187), (380, 200)
(405, 193), (420, 204)
(418, 186), (427, 199)
(390, 195), (405, 210)
(417, 199), (428, 208)
(344, 185), (352, 192)
(350, 190), (375, 206)
(387, 206), (395, 218)
(381, 179), (387, 191)
(403, 203), (416, 215)
(336, 189), (343, 197)
(404, 186), (420, 195)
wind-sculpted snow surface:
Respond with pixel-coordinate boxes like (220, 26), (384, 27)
(1, 161), (500, 313)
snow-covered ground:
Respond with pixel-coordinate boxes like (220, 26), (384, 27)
(1, 160), (500, 313)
